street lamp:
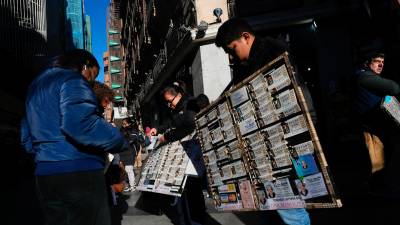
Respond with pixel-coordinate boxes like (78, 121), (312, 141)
(213, 8), (223, 22)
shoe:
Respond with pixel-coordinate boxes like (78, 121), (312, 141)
(123, 187), (133, 192)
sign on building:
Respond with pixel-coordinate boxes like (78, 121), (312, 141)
(113, 106), (128, 119)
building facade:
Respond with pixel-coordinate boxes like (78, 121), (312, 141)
(65, 0), (85, 50)
(84, 14), (92, 52)
(120, 0), (400, 128)
(103, 51), (114, 122)
(119, 0), (151, 120)
(120, 0), (233, 128)
(0, 0), (47, 64)
(0, 0), (49, 102)
(106, 0), (128, 122)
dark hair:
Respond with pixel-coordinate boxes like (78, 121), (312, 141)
(187, 94), (210, 113)
(365, 52), (385, 64)
(363, 52), (385, 68)
(122, 117), (139, 130)
(173, 80), (187, 94)
(161, 85), (178, 96)
(92, 81), (115, 104)
(122, 117), (133, 125)
(49, 49), (99, 72)
(161, 82), (185, 96)
(196, 94), (210, 110)
(215, 17), (255, 48)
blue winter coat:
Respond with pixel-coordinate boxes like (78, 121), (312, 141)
(21, 68), (127, 175)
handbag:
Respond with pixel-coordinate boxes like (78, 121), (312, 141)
(363, 131), (385, 173)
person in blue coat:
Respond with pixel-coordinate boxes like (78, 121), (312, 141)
(20, 49), (127, 225)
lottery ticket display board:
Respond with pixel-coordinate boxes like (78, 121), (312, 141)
(136, 140), (190, 196)
(195, 53), (342, 211)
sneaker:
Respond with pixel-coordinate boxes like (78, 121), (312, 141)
(123, 186), (133, 192)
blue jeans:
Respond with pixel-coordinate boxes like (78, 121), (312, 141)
(277, 208), (310, 225)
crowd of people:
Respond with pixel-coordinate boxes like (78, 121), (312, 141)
(19, 16), (400, 225)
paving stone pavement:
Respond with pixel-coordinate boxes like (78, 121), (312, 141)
(117, 167), (286, 225)
(120, 189), (285, 225)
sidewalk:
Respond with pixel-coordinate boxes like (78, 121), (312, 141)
(120, 188), (399, 225)
(118, 148), (399, 225)
(120, 190), (285, 225)
(119, 162), (285, 225)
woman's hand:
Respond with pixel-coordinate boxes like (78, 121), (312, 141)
(158, 135), (166, 144)
(150, 128), (157, 136)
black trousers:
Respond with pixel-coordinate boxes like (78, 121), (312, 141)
(161, 177), (206, 225)
(184, 177), (207, 225)
(36, 170), (111, 225)
(362, 108), (400, 198)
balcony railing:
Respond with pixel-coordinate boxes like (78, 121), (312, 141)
(110, 56), (121, 61)
(112, 84), (122, 89)
(151, 48), (167, 80)
(110, 68), (121, 74)
(114, 96), (123, 101)
(109, 40), (120, 47)
(109, 29), (119, 35)
(165, 24), (191, 59)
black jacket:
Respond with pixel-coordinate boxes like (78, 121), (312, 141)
(158, 95), (197, 142)
(119, 127), (143, 164)
(354, 68), (400, 135)
(232, 36), (289, 85)
(356, 68), (400, 114)
(158, 95), (207, 178)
